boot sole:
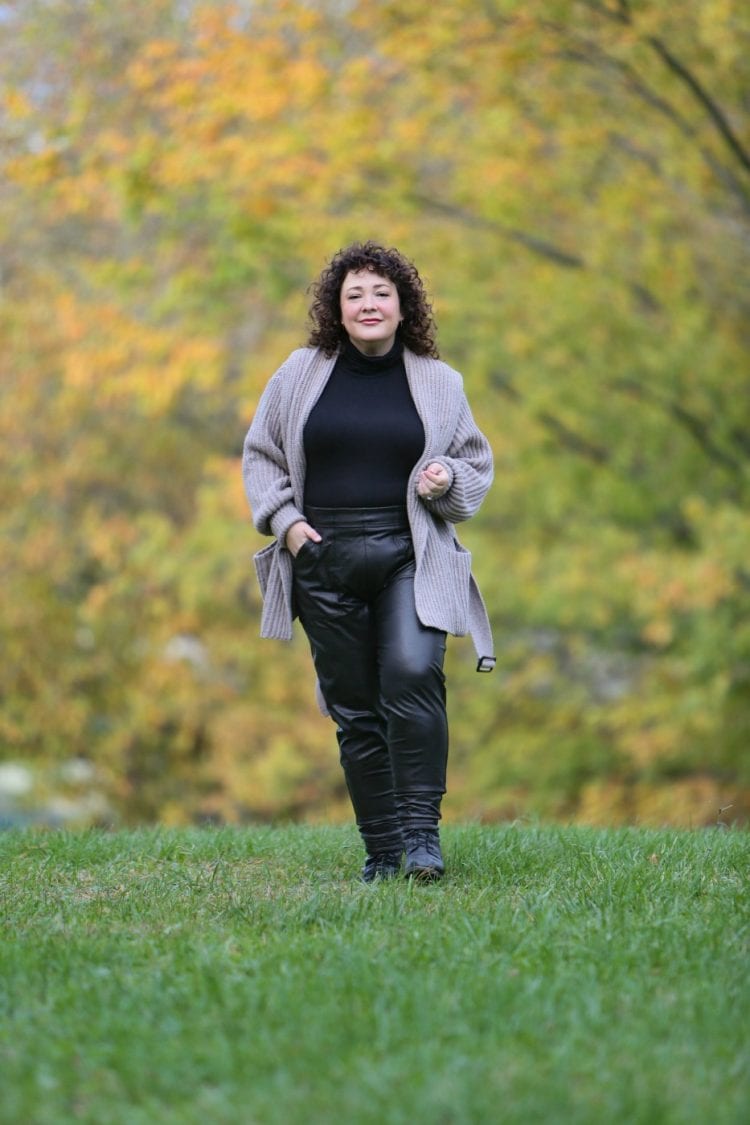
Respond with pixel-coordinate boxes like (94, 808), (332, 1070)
(405, 865), (444, 881)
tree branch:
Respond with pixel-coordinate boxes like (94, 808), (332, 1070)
(489, 370), (522, 401)
(489, 370), (610, 465)
(612, 377), (744, 477)
(410, 193), (585, 269)
(536, 411), (610, 464)
(586, 1), (750, 179)
(644, 34), (750, 177)
(557, 38), (750, 215)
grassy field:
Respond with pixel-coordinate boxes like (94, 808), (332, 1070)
(0, 824), (747, 1124)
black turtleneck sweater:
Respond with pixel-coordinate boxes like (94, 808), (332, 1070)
(303, 338), (425, 508)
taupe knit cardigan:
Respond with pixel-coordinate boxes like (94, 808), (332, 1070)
(242, 346), (496, 684)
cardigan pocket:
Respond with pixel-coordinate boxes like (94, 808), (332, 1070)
(419, 533), (472, 635)
(253, 541), (278, 599)
(254, 541), (295, 640)
(449, 539), (473, 629)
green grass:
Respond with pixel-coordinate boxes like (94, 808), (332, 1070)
(0, 825), (747, 1124)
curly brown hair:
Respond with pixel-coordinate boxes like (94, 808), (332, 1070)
(306, 242), (439, 358)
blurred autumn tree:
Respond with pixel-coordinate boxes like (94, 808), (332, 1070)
(1, 0), (748, 825)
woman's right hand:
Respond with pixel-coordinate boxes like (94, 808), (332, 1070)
(285, 520), (322, 558)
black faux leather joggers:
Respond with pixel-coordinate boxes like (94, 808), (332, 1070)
(292, 505), (448, 857)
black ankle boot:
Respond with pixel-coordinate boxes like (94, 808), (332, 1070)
(404, 829), (444, 880)
(361, 850), (403, 883)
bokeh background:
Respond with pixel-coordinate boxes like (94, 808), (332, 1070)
(2, 0), (748, 828)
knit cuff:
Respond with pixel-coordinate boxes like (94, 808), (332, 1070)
(419, 457), (455, 501)
(270, 504), (307, 546)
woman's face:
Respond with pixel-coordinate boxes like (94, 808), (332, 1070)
(339, 269), (402, 356)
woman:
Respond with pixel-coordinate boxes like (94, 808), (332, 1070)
(242, 242), (495, 881)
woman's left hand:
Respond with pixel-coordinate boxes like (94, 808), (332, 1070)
(417, 462), (450, 501)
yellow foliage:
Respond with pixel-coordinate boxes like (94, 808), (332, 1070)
(575, 776), (739, 828)
(52, 292), (223, 413)
(3, 88), (33, 119)
(620, 721), (682, 771)
(641, 619), (675, 648)
(632, 777), (730, 828)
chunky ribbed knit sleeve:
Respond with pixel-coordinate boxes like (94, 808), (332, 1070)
(423, 394), (494, 524)
(403, 354), (494, 525)
(241, 359), (306, 544)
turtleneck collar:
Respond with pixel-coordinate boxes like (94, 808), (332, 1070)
(340, 335), (404, 374)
